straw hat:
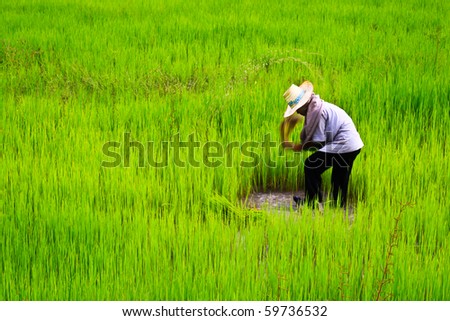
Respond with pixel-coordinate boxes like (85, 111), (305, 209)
(283, 81), (314, 118)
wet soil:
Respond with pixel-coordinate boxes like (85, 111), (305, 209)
(242, 190), (355, 220)
(244, 190), (304, 212)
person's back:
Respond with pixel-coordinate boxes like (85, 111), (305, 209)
(311, 102), (364, 154)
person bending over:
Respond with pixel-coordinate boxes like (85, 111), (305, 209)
(281, 81), (364, 208)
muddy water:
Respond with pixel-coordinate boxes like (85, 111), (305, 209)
(243, 191), (304, 212)
(242, 190), (355, 220)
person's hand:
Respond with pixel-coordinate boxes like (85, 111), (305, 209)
(293, 144), (303, 152)
(281, 141), (295, 149)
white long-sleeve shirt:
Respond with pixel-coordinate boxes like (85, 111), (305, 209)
(311, 101), (364, 153)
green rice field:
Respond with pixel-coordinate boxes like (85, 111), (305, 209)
(1, 0), (449, 300)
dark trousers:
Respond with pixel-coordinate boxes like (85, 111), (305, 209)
(304, 149), (361, 208)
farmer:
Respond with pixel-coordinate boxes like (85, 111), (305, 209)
(281, 81), (363, 208)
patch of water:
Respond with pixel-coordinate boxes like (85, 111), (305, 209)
(244, 190), (304, 212)
(242, 190), (355, 220)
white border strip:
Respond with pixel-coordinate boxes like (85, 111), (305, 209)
(1, 301), (449, 321)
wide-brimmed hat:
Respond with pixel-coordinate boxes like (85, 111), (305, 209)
(283, 81), (314, 118)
